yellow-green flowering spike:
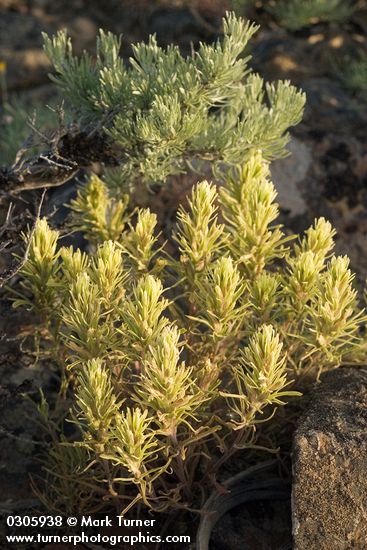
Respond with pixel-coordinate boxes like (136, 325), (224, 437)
(175, 180), (226, 275)
(60, 246), (90, 284)
(223, 325), (298, 430)
(62, 272), (106, 363)
(68, 174), (129, 244)
(120, 274), (170, 357)
(249, 271), (280, 321)
(307, 256), (362, 353)
(220, 152), (292, 277)
(75, 358), (121, 445)
(14, 218), (60, 322)
(285, 250), (321, 306)
(295, 217), (336, 269)
(122, 208), (159, 273)
(191, 256), (247, 341)
(90, 240), (127, 305)
(136, 325), (203, 436)
(103, 407), (158, 481)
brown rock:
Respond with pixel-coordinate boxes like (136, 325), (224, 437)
(66, 16), (98, 53)
(0, 12), (53, 90)
(3, 48), (50, 89)
(292, 367), (367, 550)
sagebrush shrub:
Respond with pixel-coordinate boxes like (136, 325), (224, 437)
(15, 153), (366, 515)
(41, 12), (305, 191)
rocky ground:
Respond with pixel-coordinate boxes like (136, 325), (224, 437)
(0, 1), (366, 548)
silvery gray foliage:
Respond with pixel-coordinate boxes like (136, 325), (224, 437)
(43, 12), (306, 190)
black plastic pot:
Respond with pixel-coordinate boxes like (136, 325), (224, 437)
(196, 461), (291, 550)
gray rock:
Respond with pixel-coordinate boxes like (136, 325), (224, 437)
(300, 77), (366, 135)
(270, 137), (311, 216)
(292, 367), (367, 550)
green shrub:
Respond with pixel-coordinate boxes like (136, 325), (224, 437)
(229, 0), (257, 13)
(268, 0), (356, 30)
(41, 12), (305, 191)
(15, 153), (366, 515)
(339, 53), (367, 94)
(0, 98), (58, 166)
